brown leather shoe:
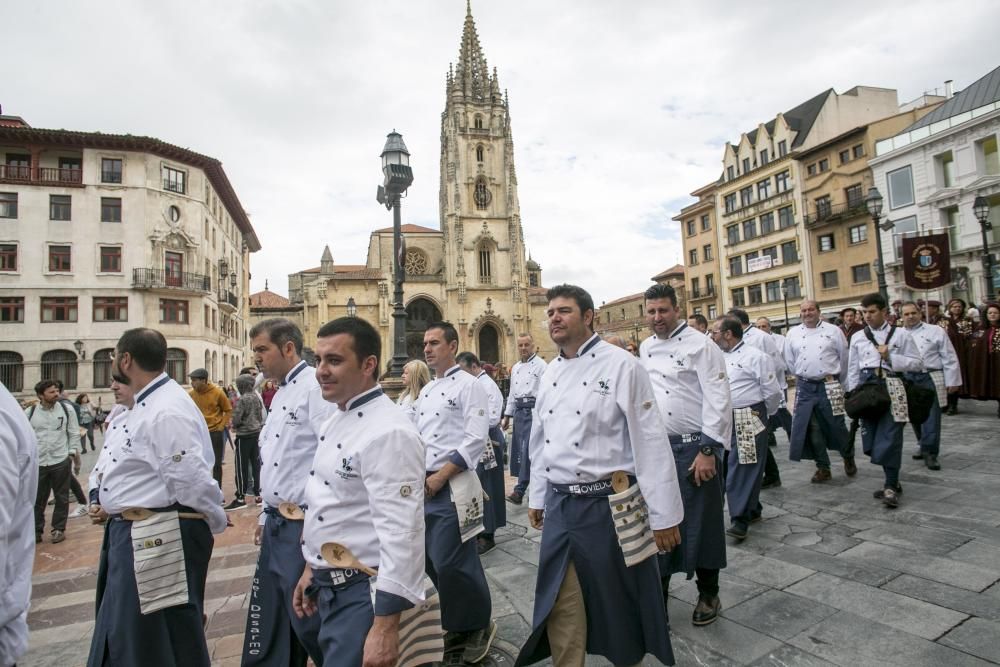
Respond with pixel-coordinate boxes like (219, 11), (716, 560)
(811, 468), (832, 483)
(692, 594), (721, 626)
(843, 457), (858, 477)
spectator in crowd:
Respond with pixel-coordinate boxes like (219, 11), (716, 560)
(397, 359), (431, 421)
(687, 313), (709, 334)
(25, 379), (80, 544)
(225, 374), (264, 511)
(76, 393), (96, 452)
(187, 368), (232, 490)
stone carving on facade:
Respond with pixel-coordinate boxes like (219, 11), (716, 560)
(404, 249), (428, 275)
(467, 312), (513, 338)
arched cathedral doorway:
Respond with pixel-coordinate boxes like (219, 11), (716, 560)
(405, 298), (442, 361)
(477, 323), (500, 364)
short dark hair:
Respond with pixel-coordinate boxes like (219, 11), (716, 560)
(717, 316), (744, 339)
(839, 307), (857, 317)
(116, 328), (167, 372)
(35, 379), (60, 396)
(240, 366), (256, 375)
(688, 313), (708, 328)
(727, 308), (750, 326)
(456, 351), (481, 368)
(426, 321), (459, 345)
(900, 301), (920, 311)
(644, 283), (677, 307)
(316, 317), (381, 377)
(860, 293), (887, 310)
(249, 318), (304, 355)
(547, 284), (596, 321)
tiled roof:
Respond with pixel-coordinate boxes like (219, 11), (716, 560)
(600, 292), (645, 308)
(301, 264), (368, 274)
(374, 223), (441, 234)
(742, 89), (832, 149)
(249, 290), (291, 308)
(299, 264), (384, 280)
(906, 65), (1000, 131)
(651, 264), (685, 281)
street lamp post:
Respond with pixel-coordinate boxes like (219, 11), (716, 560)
(974, 195), (994, 302)
(376, 130), (414, 378)
(781, 279), (790, 331)
(865, 187), (891, 301)
(347, 297), (357, 318)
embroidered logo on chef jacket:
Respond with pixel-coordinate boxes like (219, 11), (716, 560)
(285, 409), (301, 426)
(336, 456), (359, 480)
(594, 378), (612, 397)
(446, 398), (458, 409)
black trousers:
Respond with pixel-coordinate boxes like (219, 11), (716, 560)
(35, 457), (72, 535)
(209, 430), (225, 488)
(233, 433), (261, 499)
(663, 568), (721, 603)
(70, 473), (86, 505)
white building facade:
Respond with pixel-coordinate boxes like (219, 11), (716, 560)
(0, 117), (260, 400)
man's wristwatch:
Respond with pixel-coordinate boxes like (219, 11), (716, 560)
(700, 446), (715, 457)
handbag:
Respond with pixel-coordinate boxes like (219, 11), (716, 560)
(903, 379), (935, 426)
(845, 368), (891, 420)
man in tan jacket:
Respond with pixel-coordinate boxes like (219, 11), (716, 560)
(187, 368), (232, 489)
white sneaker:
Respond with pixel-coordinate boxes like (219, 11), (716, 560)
(70, 505), (89, 519)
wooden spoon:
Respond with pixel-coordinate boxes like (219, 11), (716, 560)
(611, 471), (630, 493)
(278, 502), (305, 520)
(320, 542), (377, 576)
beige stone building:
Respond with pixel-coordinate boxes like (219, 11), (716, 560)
(253, 6), (553, 367)
(594, 264), (686, 344)
(674, 181), (721, 319)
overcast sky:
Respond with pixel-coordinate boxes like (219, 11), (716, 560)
(6, 1), (997, 304)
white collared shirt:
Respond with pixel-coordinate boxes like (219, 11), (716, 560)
(259, 361), (335, 514)
(847, 323), (923, 391)
(725, 342), (782, 415)
(906, 322), (962, 387)
(302, 387), (426, 608)
(475, 371), (504, 427)
(528, 334), (685, 531)
(88, 405), (130, 500)
(503, 354), (547, 416)
(784, 321), (849, 383)
(97, 374), (226, 534)
(639, 323), (733, 448)
(416, 365), (490, 471)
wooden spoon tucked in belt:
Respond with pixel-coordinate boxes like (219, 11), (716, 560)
(320, 542), (377, 576)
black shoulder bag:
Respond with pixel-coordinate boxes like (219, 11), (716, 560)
(844, 327), (892, 420)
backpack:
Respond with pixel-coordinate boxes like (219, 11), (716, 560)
(28, 400), (73, 438)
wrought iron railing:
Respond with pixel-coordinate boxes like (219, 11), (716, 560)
(132, 268), (211, 292)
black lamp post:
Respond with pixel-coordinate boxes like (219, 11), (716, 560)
(347, 297), (357, 318)
(974, 195), (994, 302)
(865, 186), (891, 300)
(781, 279), (790, 331)
(376, 130), (414, 377)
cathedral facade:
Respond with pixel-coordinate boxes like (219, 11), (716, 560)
(266, 6), (553, 367)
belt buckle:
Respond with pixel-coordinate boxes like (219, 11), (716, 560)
(568, 484), (581, 494)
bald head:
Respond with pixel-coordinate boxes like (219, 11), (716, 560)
(516, 333), (536, 362)
(755, 317), (772, 333)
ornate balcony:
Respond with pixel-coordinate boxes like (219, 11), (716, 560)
(0, 165), (83, 186)
(804, 200), (867, 227)
(132, 268), (211, 294)
(219, 289), (240, 311)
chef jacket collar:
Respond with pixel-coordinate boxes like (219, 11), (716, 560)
(135, 373), (170, 406)
(343, 385), (384, 411)
(281, 360), (309, 386)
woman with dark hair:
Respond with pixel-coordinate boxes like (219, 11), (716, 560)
(939, 298), (977, 415)
(968, 302), (1000, 417)
(75, 393), (96, 452)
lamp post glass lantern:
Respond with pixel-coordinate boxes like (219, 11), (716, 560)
(781, 280), (790, 331)
(865, 187), (889, 300)
(377, 130), (415, 378)
(347, 297), (357, 318)
(974, 195), (994, 301)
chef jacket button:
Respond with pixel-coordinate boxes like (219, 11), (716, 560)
(358, 412), (363, 418)
(545, 439), (550, 443)
(545, 467), (550, 472)
(576, 472), (581, 476)
(283, 406), (286, 410)
(436, 413), (440, 416)
(112, 458), (117, 462)
(337, 444), (342, 449)
(549, 409), (553, 414)
(318, 515), (324, 521)
(324, 481), (330, 485)
(574, 442), (579, 447)
(576, 410), (580, 415)
(583, 381), (587, 386)
(273, 462), (278, 467)
(320, 436), (325, 441)
(310, 470), (315, 475)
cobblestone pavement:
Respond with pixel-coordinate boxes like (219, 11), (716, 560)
(22, 399), (1000, 666)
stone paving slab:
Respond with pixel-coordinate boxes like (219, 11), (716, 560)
(836, 541), (1000, 592)
(940, 618), (1000, 662)
(882, 574), (1000, 623)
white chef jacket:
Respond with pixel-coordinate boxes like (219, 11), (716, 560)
(640, 323), (733, 448)
(905, 323), (962, 387)
(503, 354), (547, 416)
(744, 325), (786, 378)
(724, 342), (782, 415)
(528, 334), (685, 531)
(784, 321), (848, 384)
(475, 371), (503, 427)
(88, 405), (129, 502)
(97, 374), (227, 534)
(846, 323), (923, 391)
(259, 361), (335, 518)
(416, 365), (490, 471)
(0, 384), (38, 667)
(302, 386), (426, 610)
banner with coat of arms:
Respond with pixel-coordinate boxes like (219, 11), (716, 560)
(902, 233), (951, 290)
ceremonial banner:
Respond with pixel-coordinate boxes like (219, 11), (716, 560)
(902, 233), (950, 290)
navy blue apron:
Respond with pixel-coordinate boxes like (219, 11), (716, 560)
(858, 370), (904, 469)
(307, 568), (374, 667)
(726, 402), (769, 522)
(509, 397), (535, 478)
(477, 425), (507, 533)
(515, 481), (674, 667)
(905, 371), (942, 455)
(788, 378), (848, 461)
(87, 509), (213, 667)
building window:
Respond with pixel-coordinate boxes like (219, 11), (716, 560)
(41, 350), (78, 389)
(700, 214), (710, 231)
(852, 144), (865, 159)
(892, 216), (918, 258)
(781, 240), (798, 264)
(707, 304), (717, 318)
(851, 264), (872, 283)
(807, 163), (817, 176)
(839, 149), (851, 164)
(706, 274), (715, 293)
(101, 197), (122, 223)
(0, 351), (23, 391)
(476, 145), (484, 162)
(845, 184), (864, 209)
(849, 224), (868, 244)
(726, 225), (740, 245)
(728, 256), (743, 277)
(0, 192), (16, 218)
(166, 348), (188, 383)
(163, 166), (186, 194)
(887, 165), (915, 209)
(478, 244), (493, 283)
(778, 140), (787, 157)
(743, 158), (751, 174)
(693, 307), (702, 315)
(99, 246), (122, 273)
(528, 272), (538, 287)
(165, 251), (183, 287)
(760, 149), (769, 165)
(204, 304), (211, 327)
(691, 277), (700, 297)
(474, 177), (491, 210)
(0, 297), (24, 322)
(765, 280), (781, 302)
(740, 186), (753, 208)
(748, 284), (763, 305)
(757, 178), (771, 200)
(727, 165), (736, 181)
(784, 275), (801, 298)
(160, 298), (188, 323)
(745, 251), (759, 271)
(50, 195), (71, 221)
(778, 206), (794, 229)
(935, 151), (955, 188)
(41, 297), (78, 322)
(821, 270), (839, 289)
(93, 297), (127, 322)
(762, 246), (778, 262)
(742, 218), (757, 240)
(703, 244), (713, 261)
(731, 288), (746, 307)
(688, 249), (698, 265)
(816, 196), (832, 220)
(474, 115), (484, 129)
(0, 244), (16, 271)
(775, 170), (790, 193)
(686, 219), (696, 236)
(760, 211), (775, 235)
(818, 158), (829, 172)
(101, 158), (123, 183)
(92, 349), (114, 388)
(48, 245), (71, 272)
(976, 136), (998, 175)
(724, 193), (737, 213)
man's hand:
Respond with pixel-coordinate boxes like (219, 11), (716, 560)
(947, 386), (961, 393)
(528, 508), (544, 529)
(688, 452), (716, 487)
(88, 504), (108, 525)
(654, 525), (681, 552)
(254, 524), (263, 546)
(363, 614), (401, 667)
(424, 472), (447, 499)
(501, 416), (510, 431)
(72, 452), (81, 475)
(291, 566), (316, 619)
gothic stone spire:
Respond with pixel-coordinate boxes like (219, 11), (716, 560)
(454, 1), (490, 102)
